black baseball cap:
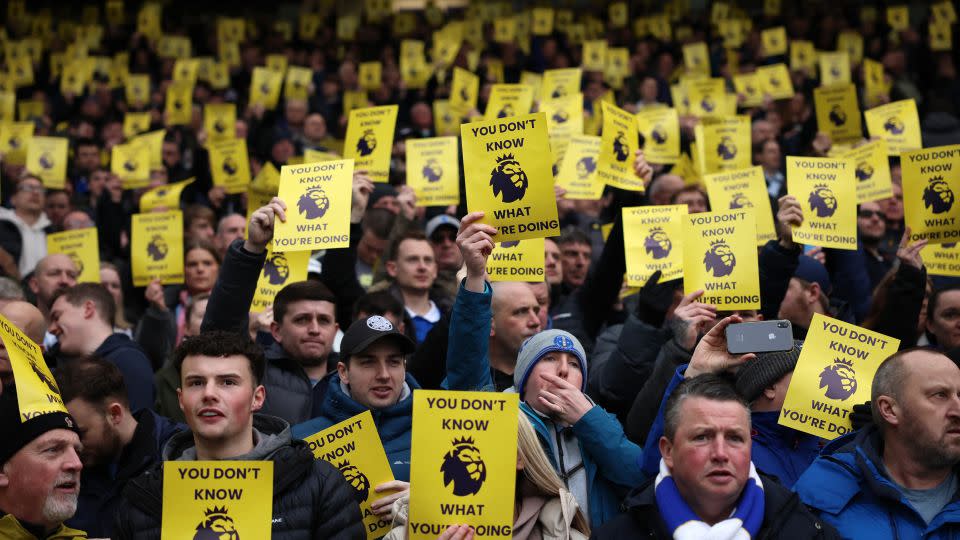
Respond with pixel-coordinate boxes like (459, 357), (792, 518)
(340, 315), (416, 357)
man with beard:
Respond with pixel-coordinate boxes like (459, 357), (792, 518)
(795, 348), (960, 538)
(0, 384), (85, 539)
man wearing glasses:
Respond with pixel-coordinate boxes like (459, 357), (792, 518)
(0, 175), (50, 277)
(858, 200), (894, 289)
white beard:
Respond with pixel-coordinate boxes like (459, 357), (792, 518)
(42, 492), (78, 523)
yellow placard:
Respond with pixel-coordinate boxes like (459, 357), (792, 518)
(131, 210), (184, 287)
(901, 145), (960, 244)
(762, 27), (787, 56)
(247, 164), (281, 223)
(838, 31), (864, 64)
(408, 390), (519, 540)
(61, 59), (92, 96)
(636, 108), (679, 165)
(406, 137), (461, 207)
(624, 205), (687, 286)
(250, 249), (311, 312)
(864, 99), (922, 156)
(2, 312), (68, 421)
(582, 40), (607, 71)
(683, 42), (710, 75)
(733, 73), (763, 107)
(0, 121), (34, 165)
(273, 159), (354, 252)
(343, 105), (399, 183)
(757, 63), (794, 100)
(209, 138), (252, 195)
(493, 16), (516, 44)
(26, 136), (68, 189)
(484, 84), (534, 121)
(125, 73), (150, 105)
(923, 242), (960, 277)
(685, 78), (725, 118)
(931, 21), (953, 51)
(123, 112), (151, 138)
(111, 142), (150, 189)
(160, 462), (273, 540)
(540, 68), (581, 102)
(0, 93), (15, 124)
(695, 116), (751, 174)
(838, 140), (893, 203)
(556, 135), (603, 200)
(682, 210), (760, 310)
(673, 152), (701, 185)
(542, 93), (584, 170)
(485, 238), (545, 282)
(787, 156), (857, 250)
(703, 166), (777, 245)
(249, 67), (283, 109)
(531, 7), (554, 35)
(779, 313), (899, 439)
(265, 53), (288, 75)
(791, 40), (816, 72)
(933, 0), (958, 23)
(819, 52), (851, 87)
(814, 84), (862, 143)
(172, 58), (198, 85)
(596, 102), (643, 191)
(887, 5), (909, 30)
(8, 56), (34, 88)
(359, 61), (382, 92)
(165, 81), (193, 126)
(285, 66), (312, 101)
(46, 228), (100, 283)
(343, 90), (369, 116)
(140, 178), (194, 212)
(461, 112), (559, 242)
(133, 129), (166, 170)
(433, 100), (459, 137)
(204, 103), (236, 143)
(450, 67), (479, 117)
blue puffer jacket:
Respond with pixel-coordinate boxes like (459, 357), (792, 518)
(292, 371), (418, 482)
(794, 426), (960, 539)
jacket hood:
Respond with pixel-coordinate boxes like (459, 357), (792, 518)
(315, 371), (418, 440)
(751, 410), (817, 445)
(94, 332), (141, 356)
(162, 414), (292, 461)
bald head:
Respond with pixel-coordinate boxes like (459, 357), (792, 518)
(490, 282), (542, 360)
(29, 253), (78, 315)
(0, 301), (46, 344)
(649, 174), (685, 206)
(872, 348), (960, 428)
(62, 211), (95, 230)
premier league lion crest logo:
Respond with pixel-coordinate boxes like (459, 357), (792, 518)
(744, 84), (757, 96)
(337, 461), (371, 503)
(124, 159), (138, 172)
(68, 253), (84, 277)
(489, 154), (528, 203)
(923, 175), (955, 214)
(644, 228), (672, 259)
(551, 86), (566, 98)
(173, 99), (185, 111)
(612, 131), (630, 162)
(552, 110), (569, 124)
(8, 135), (22, 149)
(38, 152), (55, 169)
(829, 105), (847, 126)
(356, 129), (377, 157)
(29, 355), (59, 394)
(651, 125), (668, 144)
(808, 185), (838, 217)
(729, 192), (753, 209)
(193, 506), (239, 540)
(423, 159), (443, 182)
(830, 64), (841, 78)
(441, 437), (486, 496)
(884, 116), (905, 135)
(704, 240), (736, 278)
(263, 253), (290, 285)
(459, 86), (470, 102)
(222, 157), (238, 175)
(819, 358), (857, 400)
(213, 119), (227, 134)
(298, 187), (331, 219)
(497, 104), (514, 118)
(700, 97), (716, 113)
(855, 162), (874, 181)
(147, 235), (168, 261)
(717, 136), (737, 160)
(576, 156), (596, 180)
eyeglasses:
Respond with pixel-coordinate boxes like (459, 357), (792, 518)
(17, 183), (45, 194)
(430, 231), (456, 244)
(858, 209), (884, 219)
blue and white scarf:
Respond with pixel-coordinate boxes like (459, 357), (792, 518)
(654, 459), (765, 540)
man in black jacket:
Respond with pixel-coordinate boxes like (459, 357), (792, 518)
(113, 331), (363, 539)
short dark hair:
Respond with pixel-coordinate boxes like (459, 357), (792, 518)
(663, 374), (749, 440)
(387, 229), (429, 262)
(183, 204), (216, 230)
(557, 227), (591, 248)
(273, 280), (336, 324)
(927, 285), (960, 323)
(52, 283), (116, 326)
(173, 330), (265, 385)
(361, 207), (395, 239)
(353, 291), (404, 321)
(54, 356), (128, 409)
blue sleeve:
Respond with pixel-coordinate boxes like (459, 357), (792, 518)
(640, 365), (687, 477)
(572, 405), (647, 488)
(824, 245), (873, 322)
(115, 350), (156, 413)
(441, 280), (494, 391)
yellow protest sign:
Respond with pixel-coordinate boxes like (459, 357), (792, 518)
(582, 40), (607, 71)
(791, 40), (816, 72)
(123, 112), (151, 138)
(250, 67), (283, 109)
(165, 81), (193, 126)
(838, 31), (863, 64)
(0, 93), (15, 124)
(343, 90), (369, 117)
(8, 56), (34, 88)
(26, 136), (68, 189)
(450, 67), (479, 118)
(762, 27), (787, 56)
(493, 16), (516, 44)
(682, 211), (760, 309)
(923, 242), (960, 277)
(250, 249), (311, 312)
(132, 210), (184, 287)
(125, 74), (150, 106)
(814, 84), (862, 143)
(695, 116), (751, 174)
(779, 313), (899, 439)
(409, 390), (519, 540)
(683, 42), (710, 75)
(406, 137), (460, 207)
(285, 66), (313, 101)
(484, 84), (534, 121)
(61, 58), (93, 96)
(540, 68), (581, 102)
(343, 105), (399, 183)
(1, 312), (68, 421)
(461, 112), (559, 242)
(172, 59), (198, 85)
(787, 156), (857, 250)
(0, 121), (34, 165)
(531, 7), (554, 35)
(596, 102), (643, 191)
(931, 21), (952, 51)
(703, 166), (777, 245)
(140, 178), (194, 212)
(209, 139), (252, 195)
(359, 61), (382, 92)
(887, 5), (909, 30)
(673, 152), (701, 185)
(624, 205), (687, 286)
(838, 140), (893, 203)
(111, 142), (150, 189)
(273, 159), (353, 252)
(556, 135), (603, 200)
(685, 78), (726, 118)
(485, 238), (545, 282)
(636, 107), (680, 164)
(265, 54), (287, 75)
(133, 129), (166, 170)
(933, 0), (957, 23)
(161, 462), (272, 540)
(901, 145), (960, 244)
(757, 63), (794, 100)
(542, 93), (584, 170)
(733, 73), (763, 107)
(865, 99), (922, 156)
(47, 228), (99, 283)
(519, 72), (542, 99)
(247, 166), (280, 223)
(433, 100), (459, 137)
(204, 103), (236, 143)
(819, 52), (851, 87)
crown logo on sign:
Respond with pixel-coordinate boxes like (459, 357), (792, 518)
(709, 239), (726, 247)
(814, 183), (830, 190)
(204, 506), (229, 518)
(930, 175), (945, 184)
(452, 436), (476, 446)
(833, 357), (854, 367)
(496, 153), (515, 164)
(336, 460), (351, 469)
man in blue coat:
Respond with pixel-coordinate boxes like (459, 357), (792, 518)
(795, 347), (960, 539)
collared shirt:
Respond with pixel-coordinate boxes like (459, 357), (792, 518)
(406, 301), (440, 343)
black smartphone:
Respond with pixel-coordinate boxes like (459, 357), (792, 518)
(725, 320), (794, 354)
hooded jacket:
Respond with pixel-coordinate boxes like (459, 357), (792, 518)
(113, 414), (364, 540)
(292, 371), (419, 481)
(795, 426), (960, 539)
(749, 410), (822, 488)
(92, 333), (156, 413)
